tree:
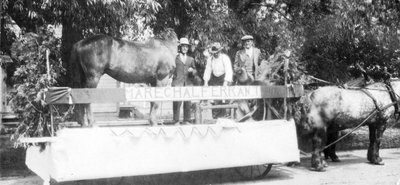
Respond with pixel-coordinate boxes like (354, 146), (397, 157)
(2, 0), (161, 85)
(2, 0), (161, 138)
(299, 0), (400, 83)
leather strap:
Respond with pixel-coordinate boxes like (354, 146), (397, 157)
(361, 89), (381, 112)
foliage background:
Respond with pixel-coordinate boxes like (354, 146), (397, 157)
(1, 0), (400, 137)
(7, 29), (66, 140)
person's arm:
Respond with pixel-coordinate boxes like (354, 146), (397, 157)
(190, 57), (197, 74)
(203, 58), (212, 86)
(233, 51), (240, 71)
(223, 55), (233, 85)
(255, 48), (262, 66)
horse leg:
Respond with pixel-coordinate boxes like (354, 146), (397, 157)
(74, 104), (86, 126)
(367, 123), (386, 165)
(149, 75), (170, 126)
(323, 124), (340, 162)
(75, 104), (92, 127)
(81, 74), (101, 127)
(311, 128), (328, 171)
(149, 102), (159, 126)
(236, 100), (251, 121)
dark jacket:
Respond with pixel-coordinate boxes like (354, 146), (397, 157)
(172, 55), (197, 86)
(234, 47), (262, 77)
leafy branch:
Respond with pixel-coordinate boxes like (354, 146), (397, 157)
(8, 28), (67, 144)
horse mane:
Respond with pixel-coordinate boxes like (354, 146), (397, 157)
(154, 28), (178, 43)
(78, 29), (178, 49)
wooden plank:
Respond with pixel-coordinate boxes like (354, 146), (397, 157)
(200, 104), (239, 109)
(19, 137), (55, 143)
(46, 85), (304, 104)
(70, 88), (125, 104)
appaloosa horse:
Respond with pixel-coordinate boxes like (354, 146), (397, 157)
(304, 80), (400, 171)
(69, 29), (178, 126)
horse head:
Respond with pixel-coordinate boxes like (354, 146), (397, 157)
(235, 67), (254, 85)
(292, 93), (314, 135)
(155, 28), (178, 42)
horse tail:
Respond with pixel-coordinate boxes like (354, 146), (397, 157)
(69, 43), (85, 88)
(69, 42), (89, 126)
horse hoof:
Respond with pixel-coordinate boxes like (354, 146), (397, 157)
(182, 121), (193, 125)
(372, 161), (385, 165)
(149, 122), (158, 126)
(331, 158), (341, 162)
(309, 167), (326, 172)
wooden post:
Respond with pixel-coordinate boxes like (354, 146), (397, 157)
(50, 105), (54, 136)
(0, 67), (3, 125)
(0, 10), (3, 125)
(46, 49), (50, 80)
(46, 49), (54, 135)
(283, 50), (290, 120)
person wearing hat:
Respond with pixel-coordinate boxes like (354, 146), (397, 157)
(234, 35), (262, 80)
(172, 37), (198, 125)
(203, 42), (233, 86)
(203, 42), (233, 118)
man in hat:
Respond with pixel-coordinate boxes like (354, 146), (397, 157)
(203, 42), (233, 118)
(234, 35), (262, 80)
(172, 38), (198, 125)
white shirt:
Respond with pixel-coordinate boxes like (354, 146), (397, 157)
(203, 54), (233, 82)
(179, 53), (187, 64)
(245, 47), (253, 58)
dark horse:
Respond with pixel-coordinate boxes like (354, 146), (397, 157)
(233, 67), (276, 121)
(69, 29), (178, 126)
(302, 80), (400, 171)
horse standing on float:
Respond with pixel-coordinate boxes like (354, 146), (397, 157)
(69, 29), (178, 126)
(301, 79), (400, 171)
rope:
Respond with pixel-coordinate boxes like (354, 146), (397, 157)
(320, 100), (399, 152)
(309, 76), (334, 85)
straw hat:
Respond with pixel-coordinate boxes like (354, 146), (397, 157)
(179, 38), (190, 46)
(241, 35), (254, 41)
(209, 42), (223, 54)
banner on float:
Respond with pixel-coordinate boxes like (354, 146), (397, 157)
(44, 85), (303, 104)
(125, 86), (262, 101)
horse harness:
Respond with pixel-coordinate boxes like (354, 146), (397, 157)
(385, 82), (400, 119)
(360, 82), (400, 119)
(360, 89), (382, 113)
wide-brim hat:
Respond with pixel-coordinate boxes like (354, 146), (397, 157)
(241, 35), (254, 41)
(209, 42), (223, 54)
(179, 38), (190, 46)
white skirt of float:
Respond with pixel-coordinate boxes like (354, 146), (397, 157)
(25, 119), (299, 183)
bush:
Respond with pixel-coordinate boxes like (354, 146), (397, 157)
(8, 28), (68, 143)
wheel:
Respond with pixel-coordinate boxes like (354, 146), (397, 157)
(234, 164), (273, 180)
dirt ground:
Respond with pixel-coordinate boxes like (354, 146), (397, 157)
(1, 148), (400, 185)
(1, 126), (400, 185)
